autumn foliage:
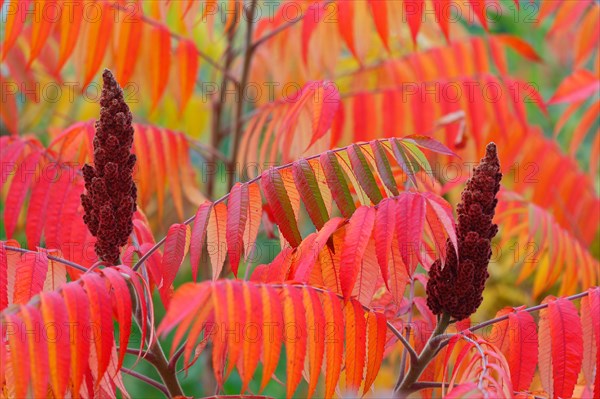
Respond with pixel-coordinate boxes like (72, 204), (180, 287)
(1, 1), (599, 399)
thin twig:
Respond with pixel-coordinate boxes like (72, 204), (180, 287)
(121, 367), (170, 397)
(4, 245), (88, 273)
(227, 0), (258, 191)
(437, 290), (591, 349)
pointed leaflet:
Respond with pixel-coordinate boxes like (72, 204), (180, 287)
(423, 192), (458, 261)
(261, 168), (302, 247)
(62, 282), (90, 396)
(348, 144), (383, 204)
(548, 69), (600, 104)
(160, 223), (191, 306)
(149, 24), (172, 110)
(581, 288), (600, 396)
(176, 39), (198, 111)
(345, 299), (367, 393)
(320, 151), (356, 218)
(223, 281), (246, 380)
(101, 267), (132, 370)
(370, 140), (399, 196)
(301, 1), (327, 64)
(368, 0), (389, 50)
(1, 0), (31, 61)
(239, 283), (262, 392)
(389, 138), (418, 187)
(20, 305), (49, 397)
(403, 135), (457, 157)
(4, 151), (42, 238)
(207, 203), (228, 280)
(114, 4), (142, 86)
(363, 312), (387, 395)
(40, 292), (70, 398)
(308, 82), (340, 150)
(491, 308), (538, 391)
(259, 284), (283, 393)
(55, 0), (83, 71)
(337, 1), (358, 60)
(351, 237), (379, 305)
(0, 243), (7, 310)
(340, 206), (376, 300)
(539, 296), (584, 399)
(433, 0), (450, 41)
(13, 250), (48, 304)
(4, 313), (29, 398)
(81, 2), (113, 88)
(493, 35), (542, 62)
(282, 286), (307, 398)
(190, 201), (212, 281)
(226, 183), (249, 278)
(292, 159), (329, 230)
(374, 198), (396, 289)
(302, 289), (325, 398)
(323, 291), (344, 397)
(396, 193), (425, 275)
(81, 273), (113, 384)
(404, 0), (424, 46)
(25, 159), (51, 248)
(294, 217), (345, 282)
(243, 183), (262, 261)
(27, 0), (57, 66)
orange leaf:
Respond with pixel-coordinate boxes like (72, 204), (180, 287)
(548, 69), (600, 104)
(82, 2), (114, 88)
(207, 203), (227, 280)
(302, 288), (325, 398)
(340, 206), (376, 300)
(368, 0), (389, 50)
(40, 291), (70, 398)
(344, 299), (367, 393)
(20, 305), (49, 397)
(190, 201), (212, 281)
(62, 282), (90, 396)
(113, 6), (143, 86)
(55, 0), (83, 72)
(81, 274), (113, 385)
(101, 267), (132, 370)
(176, 39), (198, 111)
(226, 183), (249, 277)
(13, 250), (48, 304)
(161, 223), (191, 304)
(243, 183), (262, 262)
(149, 24), (171, 111)
(238, 283), (262, 392)
(282, 286), (307, 398)
(323, 291), (344, 398)
(259, 284), (283, 392)
(27, 0), (57, 67)
(4, 313), (29, 398)
(493, 35), (542, 62)
(261, 168), (302, 247)
(404, 0), (424, 46)
(1, 0), (31, 61)
(363, 312), (387, 395)
(539, 296), (584, 399)
(374, 198), (396, 290)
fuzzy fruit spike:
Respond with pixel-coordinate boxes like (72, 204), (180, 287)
(81, 69), (137, 265)
(426, 143), (502, 320)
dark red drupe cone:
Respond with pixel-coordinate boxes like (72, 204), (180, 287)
(81, 69), (137, 265)
(426, 143), (502, 320)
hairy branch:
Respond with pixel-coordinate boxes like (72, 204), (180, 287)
(121, 368), (170, 397)
(4, 245), (88, 273)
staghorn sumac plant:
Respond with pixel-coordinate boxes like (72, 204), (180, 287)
(1, 1), (599, 399)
